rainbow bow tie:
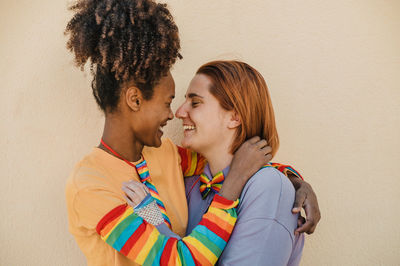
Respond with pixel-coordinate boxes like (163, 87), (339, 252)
(199, 171), (225, 199)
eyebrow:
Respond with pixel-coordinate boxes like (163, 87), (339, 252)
(185, 93), (204, 99)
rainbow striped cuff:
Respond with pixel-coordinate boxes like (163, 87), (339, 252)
(269, 163), (304, 180)
(96, 194), (239, 265)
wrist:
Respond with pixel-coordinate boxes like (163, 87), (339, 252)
(288, 174), (303, 189)
(219, 177), (246, 201)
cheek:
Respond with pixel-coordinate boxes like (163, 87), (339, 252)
(193, 110), (222, 137)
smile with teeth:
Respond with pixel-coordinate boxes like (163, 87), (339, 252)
(183, 125), (196, 130)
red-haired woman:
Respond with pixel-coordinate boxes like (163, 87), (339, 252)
(175, 60), (305, 265)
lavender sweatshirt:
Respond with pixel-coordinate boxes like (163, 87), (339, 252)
(184, 164), (304, 266)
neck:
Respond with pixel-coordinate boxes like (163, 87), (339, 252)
(202, 145), (233, 177)
(99, 115), (143, 162)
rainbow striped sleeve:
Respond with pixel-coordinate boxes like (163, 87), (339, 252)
(269, 163), (304, 180)
(177, 146), (207, 177)
(96, 194), (238, 265)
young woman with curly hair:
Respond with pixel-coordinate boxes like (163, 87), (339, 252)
(64, 0), (320, 265)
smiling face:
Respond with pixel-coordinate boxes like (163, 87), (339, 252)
(132, 72), (175, 147)
(175, 74), (237, 155)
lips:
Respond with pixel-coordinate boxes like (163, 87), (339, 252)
(158, 122), (168, 136)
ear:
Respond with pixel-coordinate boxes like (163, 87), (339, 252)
(125, 86), (142, 112)
(227, 111), (241, 129)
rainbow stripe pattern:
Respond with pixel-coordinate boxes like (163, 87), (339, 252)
(177, 146), (303, 181)
(177, 146), (207, 177)
(268, 163), (304, 180)
(96, 194), (239, 265)
(199, 171), (224, 199)
(136, 159), (172, 228)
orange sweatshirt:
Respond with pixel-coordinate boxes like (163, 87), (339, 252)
(66, 138), (187, 266)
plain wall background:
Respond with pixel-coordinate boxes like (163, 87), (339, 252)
(1, 0), (399, 265)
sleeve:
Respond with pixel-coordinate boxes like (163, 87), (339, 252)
(96, 194), (239, 266)
(73, 187), (125, 230)
(270, 162), (304, 180)
(177, 146), (207, 177)
(218, 168), (299, 265)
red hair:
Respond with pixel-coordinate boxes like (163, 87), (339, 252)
(196, 60), (279, 156)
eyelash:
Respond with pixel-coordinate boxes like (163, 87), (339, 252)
(191, 102), (199, 107)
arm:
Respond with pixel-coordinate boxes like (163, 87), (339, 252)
(288, 174), (320, 234)
(111, 136), (275, 264)
(178, 138), (321, 234)
(96, 193), (238, 265)
(251, 161), (320, 235)
(269, 162), (321, 234)
(177, 146), (207, 177)
(218, 168), (304, 265)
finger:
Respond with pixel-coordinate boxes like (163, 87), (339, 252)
(133, 186), (147, 200)
(260, 145), (272, 155)
(139, 183), (149, 196)
(122, 186), (136, 201)
(129, 182), (149, 201)
(264, 153), (272, 164)
(297, 215), (306, 228)
(255, 139), (268, 149)
(303, 201), (321, 234)
(292, 190), (306, 213)
(295, 219), (315, 234)
(123, 194), (136, 207)
(126, 182), (146, 198)
(142, 184), (149, 194)
(247, 136), (261, 144)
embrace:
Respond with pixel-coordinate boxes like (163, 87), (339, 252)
(65, 0), (321, 265)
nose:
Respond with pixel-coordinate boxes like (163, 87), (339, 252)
(175, 102), (188, 119)
(168, 107), (174, 120)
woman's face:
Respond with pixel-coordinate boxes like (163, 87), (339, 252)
(134, 72), (175, 148)
(175, 74), (235, 155)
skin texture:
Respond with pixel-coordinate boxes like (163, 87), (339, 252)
(125, 72), (175, 148)
(99, 72), (175, 161)
(176, 74), (241, 175)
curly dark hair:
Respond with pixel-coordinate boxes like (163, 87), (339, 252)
(65, 0), (181, 112)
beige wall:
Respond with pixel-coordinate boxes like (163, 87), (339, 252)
(1, 0), (399, 265)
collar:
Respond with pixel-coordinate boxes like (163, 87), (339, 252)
(203, 163), (231, 183)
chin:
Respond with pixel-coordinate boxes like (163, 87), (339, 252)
(181, 138), (202, 153)
(144, 135), (162, 148)
(180, 137), (191, 149)
(152, 137), (162, 148)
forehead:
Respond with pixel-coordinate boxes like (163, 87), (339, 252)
(153, 72), (175, 100)
(187, 74), (213, 95)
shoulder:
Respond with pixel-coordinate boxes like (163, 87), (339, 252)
(65, 151), (121, 212)
(66, 152), (111, 193)
(238, 167), (295, 218)
(245, 166), (294, 197)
